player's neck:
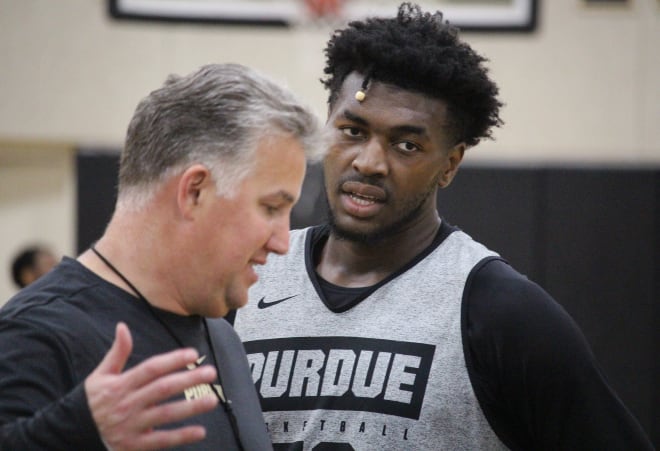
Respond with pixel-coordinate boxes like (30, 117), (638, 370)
(318, 216), (441, 287)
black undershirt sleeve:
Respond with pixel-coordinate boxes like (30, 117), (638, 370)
(462, 258), (654, 450)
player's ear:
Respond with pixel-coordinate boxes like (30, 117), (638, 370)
(438, 142), (466, 189)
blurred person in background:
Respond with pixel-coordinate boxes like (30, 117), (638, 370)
(11, 244), (58, 288)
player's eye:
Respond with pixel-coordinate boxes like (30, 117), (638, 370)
(394, 141), (420, 153)
(340, 127), (364, 138)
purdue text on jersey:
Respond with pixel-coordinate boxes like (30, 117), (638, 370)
(244, 336), (435, 419)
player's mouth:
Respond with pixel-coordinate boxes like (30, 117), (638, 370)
(340, 181), (386, 218)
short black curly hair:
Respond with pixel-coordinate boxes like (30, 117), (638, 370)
(322, 2), (503, 147)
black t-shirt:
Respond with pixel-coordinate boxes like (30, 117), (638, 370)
(0, 258), (271, 450)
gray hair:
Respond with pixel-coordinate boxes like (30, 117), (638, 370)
(117, 63), (324, 209)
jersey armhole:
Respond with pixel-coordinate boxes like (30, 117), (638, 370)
(460, 256), (528, 450)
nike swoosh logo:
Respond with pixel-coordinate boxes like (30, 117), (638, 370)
(257, 295), (299, 309)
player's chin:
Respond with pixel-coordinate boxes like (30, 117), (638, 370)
(332, 218), (384, 243)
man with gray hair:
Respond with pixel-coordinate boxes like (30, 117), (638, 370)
(0, 63), (323, 450)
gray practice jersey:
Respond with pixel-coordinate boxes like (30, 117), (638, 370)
(235, 227), (507, 451)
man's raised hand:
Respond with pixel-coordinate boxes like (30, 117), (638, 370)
(85, 323), (219, 450)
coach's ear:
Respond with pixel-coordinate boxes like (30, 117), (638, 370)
(438, 142), (466, 189)
(177, 164), (214, 219)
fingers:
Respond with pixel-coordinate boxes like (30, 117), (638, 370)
(120, 346), (204, 392)
(99, 322), (207, 393)
(138, 390), (219, 431)
(86, 323), (222, 450)
(95, 322), (133, 376)
(120, 364), (219, 422)
(106, 394), (218, 451)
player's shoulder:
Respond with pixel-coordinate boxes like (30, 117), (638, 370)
(466, 258), (577, 339)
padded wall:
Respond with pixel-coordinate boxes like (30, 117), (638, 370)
(76, 150), (119, 253)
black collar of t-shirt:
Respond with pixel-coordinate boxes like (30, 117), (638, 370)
(307, 220), (456, 313)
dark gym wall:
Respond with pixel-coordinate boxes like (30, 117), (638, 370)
(437, 166), (659, 446)
(77, 151), (659, 445)
(76, 150), (120, 253)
